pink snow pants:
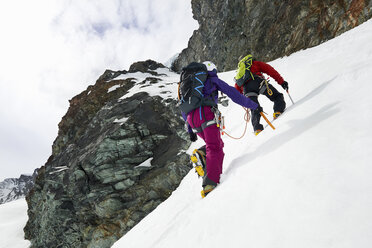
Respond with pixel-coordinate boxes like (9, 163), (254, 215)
(187, 106), (225, 185)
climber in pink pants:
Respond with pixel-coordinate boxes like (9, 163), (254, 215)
(187, 106), (224, 185)
(179, 61), (258, 196)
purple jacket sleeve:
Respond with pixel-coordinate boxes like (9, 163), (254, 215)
(213, 77), (258, 110)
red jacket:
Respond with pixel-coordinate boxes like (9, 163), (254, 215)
(234, 61), (284, 94)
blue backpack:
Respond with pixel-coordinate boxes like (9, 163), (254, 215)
(178, 62), (217, 114)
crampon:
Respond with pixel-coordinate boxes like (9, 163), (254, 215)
(190, 146), (206, 177)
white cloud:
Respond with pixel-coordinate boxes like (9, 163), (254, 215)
(0, 0), (198, 180)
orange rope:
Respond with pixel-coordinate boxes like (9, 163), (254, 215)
(222, 107), (251, 140)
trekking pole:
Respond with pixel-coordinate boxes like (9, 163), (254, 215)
(286, 90), (295, 105)
(260, 112), (275, 130)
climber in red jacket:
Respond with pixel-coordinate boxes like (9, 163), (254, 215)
(234, 54), (289, 135)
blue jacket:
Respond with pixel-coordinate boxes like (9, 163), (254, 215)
(181, 71), (258, 133)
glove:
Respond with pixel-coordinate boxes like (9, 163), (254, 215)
(189, 132), (197, 142)
(281, 81), (289, 91)
(255, 105), (263, 113)
(256, 106), (263, 113)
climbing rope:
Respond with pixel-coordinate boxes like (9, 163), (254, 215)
(221, 107), (251, 140)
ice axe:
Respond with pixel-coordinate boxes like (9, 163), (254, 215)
(260, 112), (275, 130)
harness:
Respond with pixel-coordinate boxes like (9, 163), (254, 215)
(244, 78), (273, 97)
(191, 119), (217, 133)
(190, 106), (221, 133)
(189, 104), (251, 140)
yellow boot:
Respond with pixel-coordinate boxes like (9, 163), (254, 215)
(201, 185), (216, 198)
(254, 129), (262, 136)
(273, 112), (282, 120)
(190, 147), (206, 177)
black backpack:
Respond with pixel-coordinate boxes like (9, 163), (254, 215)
(178, 62), (216, 114)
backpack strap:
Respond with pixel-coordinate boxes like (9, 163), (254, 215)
(245, 92), (259, 97)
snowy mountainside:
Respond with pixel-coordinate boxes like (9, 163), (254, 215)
(23, 61), (193, 247)
(112, 67), (179, 100)
(0, 173), (35, 205)
(1, 19), (372, 248)
(112, 19), (372, 248)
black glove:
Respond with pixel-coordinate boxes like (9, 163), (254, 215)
(281, 81), (289, 91)
(254, 105), (263, 113)
(189, 132), (197, 142)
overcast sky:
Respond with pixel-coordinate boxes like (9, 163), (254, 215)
(0, 0), (198, 181)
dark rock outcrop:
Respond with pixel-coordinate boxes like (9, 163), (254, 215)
(24, 60), (191, 248)
(172, 0), (372, 72)
(0, 170), (37, 204)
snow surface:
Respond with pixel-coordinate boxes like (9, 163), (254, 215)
(1, 18), (372, 248)
(113, 117), (129, 124)
(113, 19), (372, 248)
(0, 199), (30, 248)
(135, 158), (153, 168)
(118, 68), (179, 100)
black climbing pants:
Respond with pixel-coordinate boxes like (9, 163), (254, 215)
(243, 79), (286, 131)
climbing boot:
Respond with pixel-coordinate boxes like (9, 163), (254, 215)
(190, 146), (206, 177)
(201, 185), (216, 198)
(273, 112), (282, 120)
(254, 129), (262, 136)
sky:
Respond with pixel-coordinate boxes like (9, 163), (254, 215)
(0, 0), (198, 181)
(2, 18), (372, 248)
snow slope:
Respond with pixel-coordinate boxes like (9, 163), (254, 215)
(113, 19), (372, 248)
(0, 199), (30, 248)
(1, 18), (372, 248)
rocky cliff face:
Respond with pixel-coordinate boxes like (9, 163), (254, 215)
(172, 0), (372, 72)
(0, 171), (37, 204)
(24, 60), (191, 248)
